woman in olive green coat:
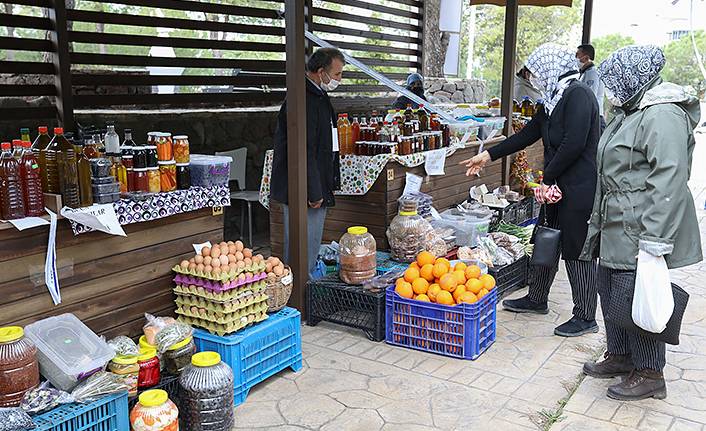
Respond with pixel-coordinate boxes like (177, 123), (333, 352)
(581, 45), (702, 401)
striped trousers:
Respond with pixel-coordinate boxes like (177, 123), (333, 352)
(597, 265), (666, 371)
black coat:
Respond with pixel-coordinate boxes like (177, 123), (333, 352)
(270, 79), (338, 207)
(392, 93), (427, 110)
(487, 80), (600, 260)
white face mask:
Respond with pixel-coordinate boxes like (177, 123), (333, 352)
(605, 87), (622, 107)
(320, 71), (340, 92)
(529, 76), (544, 92)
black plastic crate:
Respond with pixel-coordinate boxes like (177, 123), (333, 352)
(488, 255), (529, 298)
(490, 198), (535, 230)
(307, 273), (386, 341)
(128, 374), (180, 410)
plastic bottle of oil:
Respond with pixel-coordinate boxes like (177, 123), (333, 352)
(19, 141), (44, 216)
(0, 142), (26, 219)
(77, 141), (93, 207)
(47, 128), (80, 208)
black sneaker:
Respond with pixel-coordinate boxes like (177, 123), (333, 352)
(554, 316), (599, 337)
(502, 295), (549, 314)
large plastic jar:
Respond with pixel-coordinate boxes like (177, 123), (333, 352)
(339, 226), (376, 285)
(108, 355), (139, 397)
(179, 351), (234, 431)
(163, 336), (195, 375)
(130, 389), (179, 431)
(0, 326), (39, 407)
(137, 348), (161, 389)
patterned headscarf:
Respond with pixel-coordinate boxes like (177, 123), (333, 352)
(525, 43), (580, 115)
(598, 45), (666, 105)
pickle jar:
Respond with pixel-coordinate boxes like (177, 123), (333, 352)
(130, 389), (179, 431)
(176, 163), (191, 190)
(109, 355), (139, 397)
(134, 168), (149, 192)
(156, 133), (173, 162)
(147, 131), (159, 146)
(147, 167), (161, 193)
(338, 226), (376, 285)
(173, 135), (190, 164)
(158, 160), (177, 192)
(163, 336), (195, 375)
(0, 326), (39, 407)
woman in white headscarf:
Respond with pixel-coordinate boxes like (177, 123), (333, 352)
(462, 43), (602, 337)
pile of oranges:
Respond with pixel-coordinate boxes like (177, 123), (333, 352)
(394, 251), (496, 306)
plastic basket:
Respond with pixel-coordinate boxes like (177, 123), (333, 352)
(385, 286), (497, 360)
(128, 374), (180, 410)
(488, 255), (529, 298)
(33, 392), (129, 431)
(307, 273), (386, 342)
(489, 198), (535, 230)
(192, 307), (302, 407)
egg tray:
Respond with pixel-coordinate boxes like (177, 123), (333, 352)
(173, 281), (266, 303)
(177, 310), (268, 336)
(174, 301), (269, 324)
(173, 271), (267, 292)
(175, 292), (269, 314)
(171, 261), (267, 282)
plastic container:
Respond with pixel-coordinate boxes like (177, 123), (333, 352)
(24, 313), (114, 392)
(440, 208), (492, 247)
(489, 255), (529, 298)
(189, 154), (232, 187)
(109, 355), (139, 398)
(163, 336), (195, 375)
(0, 142), (26, 219)
(192, 307), (302, 406)
(137, 349), (160, 389)
(90, 158), (112, 178)
(130, 389), (179, 431)
(0, 326), (40, 407)
(178, 352), (234, 430)
(387, 200), (435, 262)
(92, 181), (120, 195)
(339, 226), (377, 285)
(19, 141), (44, 216)
(385, 285), (497, 360)
(33, 391), (129, 431)
(94, 192), (120, 204)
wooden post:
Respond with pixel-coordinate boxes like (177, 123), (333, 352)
(304, 0), (313, 57)
(48, 0), (74, 130)
(284, 0), (309, 315)
(499, 0), (518, 185)
(581, 0), (594, 44)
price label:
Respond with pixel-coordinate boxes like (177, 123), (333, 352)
(281, 273), (293, 285)
(212, 206), (224, 216)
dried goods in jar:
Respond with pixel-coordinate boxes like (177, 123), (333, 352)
(178, 352), (234, 431)
(0, 326), (39, 408)
(338, 226), (377, 285)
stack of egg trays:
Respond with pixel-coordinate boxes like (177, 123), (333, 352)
(172, 261), (267, 283)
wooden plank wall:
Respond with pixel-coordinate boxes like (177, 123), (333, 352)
(0, 209), (223, 339)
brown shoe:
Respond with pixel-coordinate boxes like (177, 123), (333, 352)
(583, 353), (634, 379)
(607, 369), (667, 401)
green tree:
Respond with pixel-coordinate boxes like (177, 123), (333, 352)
(662, 31), (706, 98)
(590, 33), (635, 65)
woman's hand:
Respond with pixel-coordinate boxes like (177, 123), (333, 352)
(460, 150), (491, 177)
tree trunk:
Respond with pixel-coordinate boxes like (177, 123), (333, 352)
(422, 0), (448, 77)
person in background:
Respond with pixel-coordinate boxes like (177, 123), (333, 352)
(581, 45), (702, 401)
(393, 73), (427, 110)
(462, 43), (601, 337)
(576, 44), (606, 132)
(514, 65), (543, 102)
(270, 48), (345, 278)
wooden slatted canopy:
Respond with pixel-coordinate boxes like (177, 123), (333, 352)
(469, 0), (572, 5)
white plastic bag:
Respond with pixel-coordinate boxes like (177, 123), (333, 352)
(632, 250), (674, 333)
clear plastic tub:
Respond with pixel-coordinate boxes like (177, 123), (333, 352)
(24, 313), (114, 392)
(339, 226), (377, 285)
(189, 155), (232, 187)
(440, 208), (492, 247)
(179, 351), (234, 431)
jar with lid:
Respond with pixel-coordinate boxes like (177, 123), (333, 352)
(130, 389), (179, 431)
(402, 122), (413, 137)
(156, 133), (172, 162)
(387, 200), (435, 262)
(173, 135), (190, 164)
(163, 336), (195, 375)
(441, 124), (450, 147)
(134, 168), (149, 192)
(158, 161), (176, 192)
(179, 351), (234, 431)
(147, 132), (159, 146)
(176, 163), (191, 190)
(354, 142), (364, 156)
(109, 355), (139, 397)
(427, 132), (437, 151)
(339, 226), (377, 284)
(147, 167), (161, 193)
(399, 137), (412, 156)
(0, 326), (39, 407)
(146, 145), (158, 168)
(133, 146), (147, 169)
(137, 348), (160, 389)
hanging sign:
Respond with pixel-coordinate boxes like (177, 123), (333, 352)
(44, 208), (61, 305)
(425, 149), (447, 176)
(61, 204), (126, 236)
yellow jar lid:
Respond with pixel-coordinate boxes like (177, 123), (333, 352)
(168, 336), (192, 351)
(112, 355), (138, 365)
(191, 351), (220, 367)
(138, 389), (168, 407)
(399, 211), (418, 216)
(139, 335), (155, 350)
(347, 226), (368, 235)
(0, 326), (23, 343)
(138, 348), (157, 362)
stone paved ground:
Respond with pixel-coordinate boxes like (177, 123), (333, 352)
(233, 132), (706, 430)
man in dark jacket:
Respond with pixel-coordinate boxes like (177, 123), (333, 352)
(576, 44), (606, 132)
(270, 48), (345, 278)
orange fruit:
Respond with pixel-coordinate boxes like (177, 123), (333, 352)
(395, 278), (406, 287)
(415, 294), (431, 302)
(420, 264), (435, 282)
(454, 262), (468, 273)
(395, 282), (414, 299)
(452, 270), (466, 285)
(416, 251), (435, 267)
(436, 290), (455, 306)
(480, 274), (496, 291)
(436, 258), (451, 270)
(460, 291), (478, 304)
(427, 284), (441, 301)
(409, 262), (419, 270)
(439, 273), (458, 292)
(432, 262), (448, 279)
(465, 278), (483, 294)
(453, 285), (467, 303)
(465, 265), (482, 280)
(412, 278), (429, 295)
(404, 267), (420, 283)
(478, 288), (489, 299)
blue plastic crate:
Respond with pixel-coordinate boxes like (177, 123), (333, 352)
(33, 392), (129, 431)
(193, 307), (303, 406)
(385, 286), (497, 360)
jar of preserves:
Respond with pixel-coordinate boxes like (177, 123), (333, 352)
(173, 135), (190, 164)
(147, 132), (160, 146)
(134, 168), (149, 193)
(163, 336), (195, 375)
(428, 132), (437, 151)
(399, 137), (412, 156)
(147, 167), (161, 193)
(339, 226), (376, 284)
(137, 348), (160, 389)
(130, 389), (179, 431)
(156, 133), (172, 162)
(158, 161), (176, 192)
(179, 352), (234, 431)
(126, 167), (135, 192)
(146, 145), (158, 168)
(441, 124), (450, 148)
(402, 122), (413, 137)
(176, 163), (191, 190)
(133, 146), (147, 169)
(0, 326), (39, 407)
(109, 355), (139, 397)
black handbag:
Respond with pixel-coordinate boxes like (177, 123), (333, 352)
(607, 272), (689, 345)
(529, 205), (561, 267)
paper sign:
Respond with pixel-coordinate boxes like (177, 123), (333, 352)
(281, 273), (293, 285)
(44, 208), (61, 305)
(193, 241), (212, 255)
(424, 148), (447, 176)
(61, 204), (126, 236)
(8, 216), (50, 231)
(402, 172), (423, 196)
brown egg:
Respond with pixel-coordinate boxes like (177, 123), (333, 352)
(188, 262), (197, 270)
(211, 247), (221, 258)
(270, 257), (281, 267)
(201, 246), (211, 257)
(204, 265), (212, 273)
(189, 256), (196, 263)
(219, 255), (229, 266)
(196, 263), (205, 272)
(211, 259), (221, 268)
(203, 256), (212, 266)
(180, 260), (189, 268)
(238, 273), (247, 281)
(190, 306), (199, 314)
(212, 267), (221, 276)
(194, 255), (204, 264)
(235, 240), (244, 252)
(243, 248), (253, 258)
(219, 241), (227, 248)
(244, 257), (252, 266)
(220, 245), (228, 256)
(227, 240), (234, 246)
(274, 264), (284, 276)
(237, 261), (246, 269)
(265, 262), (273, 273)
(254, 254), (264, 262)
(228, 245), (237, 255)
(228, 262), (237, 271)
(235, 251), (244, 262)
(228, 254), (236, 264)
